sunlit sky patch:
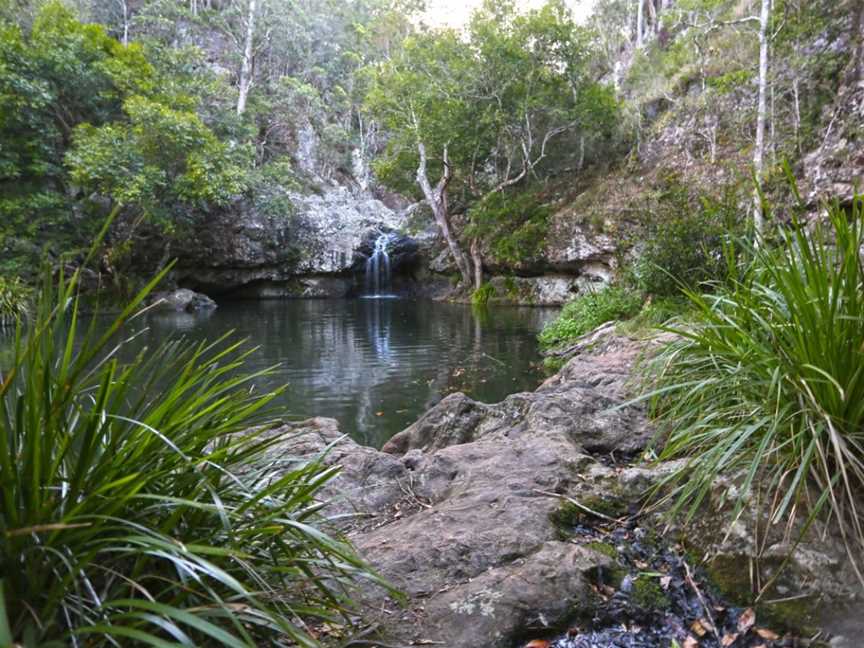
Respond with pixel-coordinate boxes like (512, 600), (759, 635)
(422, 0), (598, 28)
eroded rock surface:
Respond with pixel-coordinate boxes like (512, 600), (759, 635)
(262, 332), (861, 647)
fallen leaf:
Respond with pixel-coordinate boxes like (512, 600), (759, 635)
(683, 636), (699, 648)
(755, 628), (779, 641)
(690, 619), (708, 637)
(660, 575), (672, 590)
(524, 641), (550, 648)
(738, 607), (756, 633)
(721, 632), (739, 647)
(375, 411), (384, 416)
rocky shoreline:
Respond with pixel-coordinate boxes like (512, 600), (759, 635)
(260, 328), (861, 648)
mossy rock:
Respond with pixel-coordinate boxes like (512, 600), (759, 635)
(548, 496), (628, 538)
(585, 541), (618, 560)
(631, 575), (671, 611)
(705, 554), (821, 635)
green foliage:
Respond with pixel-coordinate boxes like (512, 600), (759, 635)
(645, 195), (864, 578)
(629, 176), (743, 297)
(468, 191), (550, 265)
(1, 2), (246, 264)
(618, 296), (691, 336)
(0, 259), (390, 645)
(0, 276), (30, 326)
(538, 285), (643, 350)
(364, 0), (619, 205)
(67, 95), (248, 222)
(705, 68), (753, 95)
(471, 282), (497, 307)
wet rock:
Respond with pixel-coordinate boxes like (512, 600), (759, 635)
(352, 229), (420, 275)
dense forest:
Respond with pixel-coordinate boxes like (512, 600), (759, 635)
(1, 0), (863, 646)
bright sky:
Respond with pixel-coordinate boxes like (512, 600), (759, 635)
(422, 0), (598, 28)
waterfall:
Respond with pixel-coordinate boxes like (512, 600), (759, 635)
(365, 233), (393, 296)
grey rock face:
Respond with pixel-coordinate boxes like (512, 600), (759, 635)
(481, 274), (608, 306)
(801, 82), (864, 207)
(175, 185), (421, 295)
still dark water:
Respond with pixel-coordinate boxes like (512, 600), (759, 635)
(38, 299), (555, 448)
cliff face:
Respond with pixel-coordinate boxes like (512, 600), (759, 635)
(170, 185), (422, 297)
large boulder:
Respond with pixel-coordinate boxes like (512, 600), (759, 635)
(260, 333), (653, 646)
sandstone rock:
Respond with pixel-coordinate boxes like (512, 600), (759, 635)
(261, 334), (651, 646)
(260, 330), (862, 645)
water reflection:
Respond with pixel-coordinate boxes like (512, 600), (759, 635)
(1, 299), (556, 448)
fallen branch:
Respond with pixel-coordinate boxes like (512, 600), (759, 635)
(683, 561), (721, 644)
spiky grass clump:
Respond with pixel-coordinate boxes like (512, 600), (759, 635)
(0, 265), (387, 646)
(647, 197), (864, 578)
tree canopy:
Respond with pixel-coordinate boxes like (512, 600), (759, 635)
(365, 0), (619, 286)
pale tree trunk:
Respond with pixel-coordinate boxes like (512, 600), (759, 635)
(236, 0), (256, 116)
(416, 143), (473, 286)
(647, 0), (657, 35)
(636, 0), (644, 48)
(470, 238), (483, 291)
(752, 0), (770, 243)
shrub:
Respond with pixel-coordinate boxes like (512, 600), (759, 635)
(644, 197), (864, 577)
(538, 285), (643, 350)
(629, 178), (742, 296)
(0, 263), (388, 645)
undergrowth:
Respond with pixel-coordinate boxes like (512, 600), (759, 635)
(539, 285), (643, 350)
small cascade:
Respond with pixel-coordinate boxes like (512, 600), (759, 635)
(365, 233), (394, 296)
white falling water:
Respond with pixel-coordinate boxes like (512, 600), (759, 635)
(365, 233), (393, 296)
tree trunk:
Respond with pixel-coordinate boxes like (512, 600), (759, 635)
(577, 135), (585, 171)
(647, 0), (657, 35)
(416, 143), (473, 287)
(752, 0), (770, 243)
(236, 0), (256, 116)
(470, 238), (483, 291)
(636, 0), (644, 48)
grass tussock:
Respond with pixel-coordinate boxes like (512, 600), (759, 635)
(0, 263), (388, 646)
(645, 196), (864, 579)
